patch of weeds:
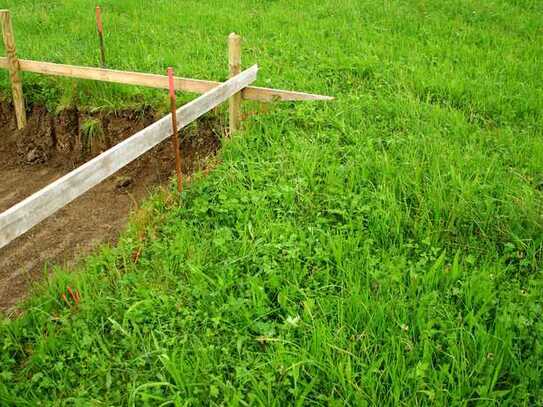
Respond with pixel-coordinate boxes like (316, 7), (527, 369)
(80, 117), (105, 154)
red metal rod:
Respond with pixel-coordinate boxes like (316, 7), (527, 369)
(168, 67), (183, 193)
(95, 6), (106, 67)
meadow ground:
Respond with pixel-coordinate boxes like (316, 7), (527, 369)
(0, 0), (542, 404)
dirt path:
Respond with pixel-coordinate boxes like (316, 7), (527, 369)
(0, 104), (221, 315)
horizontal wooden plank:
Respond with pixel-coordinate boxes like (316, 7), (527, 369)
(0, 57), (333, 101)
(242, 86), (331, 101)
(0, 65), (258, 249)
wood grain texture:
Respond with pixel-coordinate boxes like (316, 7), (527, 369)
(228, 33), (242, 134)
(0, 57), (333, 101)
(0, 10), (26, 129)
(0, 64), (258, 249)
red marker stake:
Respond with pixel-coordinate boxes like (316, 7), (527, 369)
(168, 67), (183, 193)
(95, 6), (106, 67)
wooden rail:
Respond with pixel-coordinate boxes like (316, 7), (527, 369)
(0, 65), (258, 249)
(0, 57), (332, 102)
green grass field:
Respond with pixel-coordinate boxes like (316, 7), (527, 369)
(1, 0), (542, 404)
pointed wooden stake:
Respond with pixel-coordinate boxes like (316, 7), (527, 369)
(228, 33), (241, 135)
(0, 10), (26, 129)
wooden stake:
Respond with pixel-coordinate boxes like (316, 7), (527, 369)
(228, 33), (241, 135)
(95, 6), (106, 67)
(168, 67), (183, 192)
(0, 10), (26, 129)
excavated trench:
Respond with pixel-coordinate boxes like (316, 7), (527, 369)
(0, 102), (223, 315)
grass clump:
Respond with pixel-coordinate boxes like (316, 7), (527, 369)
(0, 0), (542, 405)
(80, 117), (105, 153)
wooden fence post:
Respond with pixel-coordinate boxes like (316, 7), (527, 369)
(0, 10), (26, 129)
(228, 32), (241, 135)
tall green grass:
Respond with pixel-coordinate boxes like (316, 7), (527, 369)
(1, 0), (542, 404)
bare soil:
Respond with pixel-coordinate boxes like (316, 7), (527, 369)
(0, 102), (222, 315)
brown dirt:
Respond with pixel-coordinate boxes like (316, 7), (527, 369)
(0, 102), (222, 316)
